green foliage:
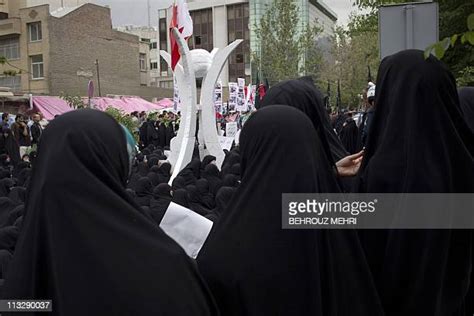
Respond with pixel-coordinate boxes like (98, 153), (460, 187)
(353, 1), (474, 86)
(105, 107), (139, 141)
(425, 13), (474, 61)
(319, 19), (380, 109)
(60, 93), (85, 109)
(3, 70), (18, 76)
(252, 0), (323, 84)
(456, 66), (474, 87)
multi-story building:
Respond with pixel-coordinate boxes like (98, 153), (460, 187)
(157, 0), (337, 88)
(0, 0), (171, 99)
(116, 25), (161, 88)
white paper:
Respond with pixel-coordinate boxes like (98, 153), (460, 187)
(226, 122), (238, 138)
(160, 202), (213, 259)
(219, 135), (235, 151)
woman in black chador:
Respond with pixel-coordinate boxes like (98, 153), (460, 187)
(356, 50), (474, 316)
(198, 106), (383, 316)
(1, 109), (218, 316)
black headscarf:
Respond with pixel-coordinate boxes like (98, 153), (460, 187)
(12, 162), (29, 179)
(171, 189), (190, 209)
(0, 226), (19, 253)
(172, 176), (186, 191)
(201, 155), (216, 170)
(5, 205), (23, 227)
(2, 110), (219, 315)
(146, 172), (160, 187)
(7, 187), (26, 204)
(134, 177), (153, 207)
(356, 50), (474, 316)
(137, 161), (149, 177)
(198, 106), (382, 316)
(0, 154), (10, 168)
(196, 179), (215, 209)
(228, 164), (241, 178)
(213, 186), (235, 216)
(222, 174), (238, 188)
(0, 197), (18, 228)
(260, 78), (349, 163)
(0, 178), (14, 197)
(147, 156), (159, 169)
(158, 122), (167, 148)
(339, 118), (360, 154)
(3, 129), (20, 167)
(177, 159), (201, 185)
(221, 152), (239, 176)
(149, 183), (172, 224)
(185, 185), (210, 216)
(16, 168), (31, 187)
(202, 164), (222, 196)
(157, 162), (172, 184)
(0, 249), (13, 279)
(0, 168), (10, 180)
(459, 87), (474, 132)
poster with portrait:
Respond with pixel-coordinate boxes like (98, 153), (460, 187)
(214, 81), (223, 114)
(228, 82), (238, 112)
(236, 78), (247, 112)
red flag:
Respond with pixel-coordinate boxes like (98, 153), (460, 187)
(169, 0), (193, 71)
(258, 83), (266, 101)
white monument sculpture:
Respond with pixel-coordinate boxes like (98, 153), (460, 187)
(161, 28), (243, 183)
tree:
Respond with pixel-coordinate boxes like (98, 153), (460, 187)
(319, 19), (380, 110)
(253, 0), (323, 85)
(353, 0), (474, 85)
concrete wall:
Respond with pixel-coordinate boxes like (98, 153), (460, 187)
(47, 4), (156, 98)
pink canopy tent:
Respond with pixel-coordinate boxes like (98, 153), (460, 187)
(31, 96), (73, 120)
(91, 97), (168, 113)
(155, 98), (173, 109)
(29, 96), (168, 120)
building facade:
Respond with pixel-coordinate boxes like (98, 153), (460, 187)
(116, 25), (161, 88)
(157, 0), (337, 88)
(0, 0), (172, 99)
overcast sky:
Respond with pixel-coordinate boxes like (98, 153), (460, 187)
(92, 0), (358, 28)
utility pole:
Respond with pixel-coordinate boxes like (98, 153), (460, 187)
(95, 59), (102, 97)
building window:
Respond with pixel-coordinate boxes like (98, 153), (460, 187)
(139, 53), (147, 71)
(228, 3), (250, 82)
(28, 22), (42, 42)
(159, 17), (167, 51)
(0, 76), (21, 91)
(189, 9), (213, 52)
(0, 38), (20, 60)
(150, 62), (158, 70)
(0, 13), (8, 20)
(150, 42), (157, 50)
(31, 55), (44, 79)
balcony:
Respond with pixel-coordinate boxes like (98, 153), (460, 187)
(0, 18), (21, 37)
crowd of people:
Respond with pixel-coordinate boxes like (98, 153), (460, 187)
(134, 110), (180, 149)
(0, 49), (472, 315)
